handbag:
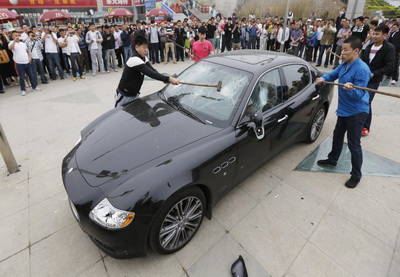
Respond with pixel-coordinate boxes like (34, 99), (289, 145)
(0, 49), (10, 64)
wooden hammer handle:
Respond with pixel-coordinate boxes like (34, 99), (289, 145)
(323, 81), (400, 98)
(179, 81), (218, 88)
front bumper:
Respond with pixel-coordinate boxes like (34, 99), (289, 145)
(62, 152), (152, 259)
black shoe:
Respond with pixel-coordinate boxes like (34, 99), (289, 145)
(156, 61), (160, 64)
(42, 81), (49, 84)
(330, 61), (333, 65)
(0, 89), (5, 94)
(316, 64), (321, 67)
(345, 177), (360, 188)
(317, 159), (337, 167)
(118, 65), (122, 68)
(152, 61), (155, 64)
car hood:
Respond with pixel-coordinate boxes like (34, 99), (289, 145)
(75, 94), (220, 187)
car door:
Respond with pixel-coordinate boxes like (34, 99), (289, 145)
(271, 64), (320, 149)
(234, 68), (293, 184)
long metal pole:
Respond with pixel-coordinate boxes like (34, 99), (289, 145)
(280, 0), (290, 52)
(0, 123), (20, 174)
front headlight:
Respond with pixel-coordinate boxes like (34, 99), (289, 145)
(89, 198), (135, 229)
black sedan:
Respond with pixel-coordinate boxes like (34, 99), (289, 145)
(62, 50), (333, 259)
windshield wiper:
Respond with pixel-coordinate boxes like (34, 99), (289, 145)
(166, 96), (206, 124)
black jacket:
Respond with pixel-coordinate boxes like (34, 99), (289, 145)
(117, 52), (169, 97)
(361, 40), (396, 83)
(389, 30), (400, 54)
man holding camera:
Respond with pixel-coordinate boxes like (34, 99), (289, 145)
(25, 31), (48, 85)
(42, 27), (64, 80)
(65, 29), (85, 81)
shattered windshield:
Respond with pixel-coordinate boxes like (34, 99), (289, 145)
(162, 60), (253, 127)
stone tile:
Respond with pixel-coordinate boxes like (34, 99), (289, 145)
(77, 260), (108, 277)
(213, 187), (257, 231)
(0, 181), (28, 219)
(310, 212), (392, 276)
(28, 168), (65, 206)
(105, 252), (184, 277)
(187, 234), (269, 277)
(357, 176), (400, 213)
(239, 168), (281, 202)
(260, 182), (327, 238)
(284, 171), (343, 208)
(30, 223), (101, 277)
(330, 189), (400, 248)
(29, 191), (75, 244)
(28, 146), (67, 178)
(230, 204), (306, 276)
(174, 217), (226, 269)
(27, 135), (66, 157)
(0, 249), (29, 277)
(262, 154), (299, 180)
(0, 209), (29, 261)
(286, 242), (352, 277)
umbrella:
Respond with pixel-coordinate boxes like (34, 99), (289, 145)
(0, 10), (24, 23)
(38, 10), (72, 22)
(107, 8), (134, 19)
(147, 8), (170, 18)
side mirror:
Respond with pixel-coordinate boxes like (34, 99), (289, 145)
(251, 110), (264, 140)
(231, 255), (248, 277)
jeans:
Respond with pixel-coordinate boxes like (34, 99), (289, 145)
(62, 53), (70, 74)
(90, 48), (104, 74)
(328, 112), (368, 180)
(363, 82), (379, 131)
(46, 52), (64, 79)
(31, 59), (47, 83)
(123, 46), (133, 63)
(16, 63), (37, 91)
(150, 43), (160, 63)
(249, 36), (256, 49)
(70, 53), (83, 77)
(317, 44), (331, 66)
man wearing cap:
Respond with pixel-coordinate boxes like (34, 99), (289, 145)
(192, 26), (214, 62)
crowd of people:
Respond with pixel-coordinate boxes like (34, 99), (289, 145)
(0, 9), (399, 96)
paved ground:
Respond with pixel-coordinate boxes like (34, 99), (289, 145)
(0, 56), (400, 277)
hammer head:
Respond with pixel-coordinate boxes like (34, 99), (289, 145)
(217, 81), (222, 92)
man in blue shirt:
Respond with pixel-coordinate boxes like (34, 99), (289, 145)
(316, 36), (371, 188)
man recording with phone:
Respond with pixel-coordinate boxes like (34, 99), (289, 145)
(25, 31), (48, 85)
(65, 29), (85, 81)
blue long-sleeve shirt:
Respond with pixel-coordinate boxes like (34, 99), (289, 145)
(321, 58), (371, 117)
(120, 31), (131, 48)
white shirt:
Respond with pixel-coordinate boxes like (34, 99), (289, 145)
(9, 41), (29, 64)
(58, 37), (68, 54)
(67, 35), (80, 54)
(42, 32), (58, 53)
(87, 31), (100, 50)
(369, 44), (382, 62)
(20, 32), (28, 42)
(114, 30), (122, 48)
(317, 27), (324, 40)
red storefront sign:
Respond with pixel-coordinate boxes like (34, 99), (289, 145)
(134, 0), (145, 6)
(102, 0), (133, 6)
(0, 0), (97, 8)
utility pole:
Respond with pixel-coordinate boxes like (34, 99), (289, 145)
(0, 123), (20, 175)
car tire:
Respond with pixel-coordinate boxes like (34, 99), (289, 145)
(305, 107), (326, 143)
(149, 186), (206, 254)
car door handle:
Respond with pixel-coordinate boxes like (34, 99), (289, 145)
(312, 95), (320, 101)
(277, 115), (288, 123)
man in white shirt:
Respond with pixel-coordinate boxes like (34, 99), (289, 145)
(85, 23), (105, 76)
(8, 32), (41, 96)
(41, 27), (64, 80)
(20, 23), (30, 42)
(66, 29), (85, 81)
(58, 29), (71, 78)
(113, 25), (124, 68)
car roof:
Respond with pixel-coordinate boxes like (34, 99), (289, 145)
(204, 50), (308, 73)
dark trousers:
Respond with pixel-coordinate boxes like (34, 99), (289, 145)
(46, 52), (64, 80)
(80, 48), (91, 72)
(317, 44), (330, 66)
(363, 82), (379, 130)
(328, 112), (368, 180)
(175, 40), (184, 61)
(115, 46), (124, 67)
(256, 37), (260, 49)
(241, 38), (246, 49)
(150, 43), (160, 63)
(159, 42), (165, 62)
(304, 45), (313, 62)
(62, 53), (71, 74)
(31, 59), (48, 83)
(249, 36), (257, 49)
(391, 53), (400, 82)
(225, 37), (232, 51)
(16, 63), (37, 91)
(102, 48), (108, 71)
(313, 40), (320, 62)
(70, 53), (83, 77)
